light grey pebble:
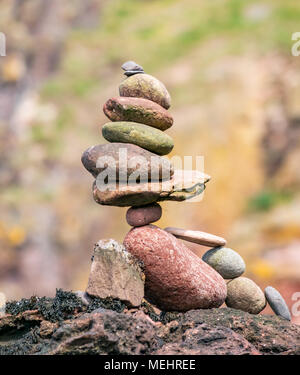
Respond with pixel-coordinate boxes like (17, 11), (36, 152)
(74, 290), (92, 306)
(121, 61), (144, 72)
(265, 286), (291, 321)
(202, 247), (245, 279)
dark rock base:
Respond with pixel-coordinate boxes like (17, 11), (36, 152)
(0, 290), (299, 355)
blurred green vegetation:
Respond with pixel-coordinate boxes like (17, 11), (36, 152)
(42, 0), (300, 102)
(247, 189), (294, 212)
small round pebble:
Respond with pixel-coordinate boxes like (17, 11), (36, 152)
(121, 61), (144, 72)
(126, 203), (162, 227)
(265, 286), (291, 321)
(226, 277), (266, 314)
(202, 247), (245, 279)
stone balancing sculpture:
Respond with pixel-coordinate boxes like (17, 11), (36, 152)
(81, 62), (291, 321)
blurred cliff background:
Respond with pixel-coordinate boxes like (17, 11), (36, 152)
(1, 0), (300, 323)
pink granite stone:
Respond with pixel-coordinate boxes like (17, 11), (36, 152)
(123, 225), (227, 311)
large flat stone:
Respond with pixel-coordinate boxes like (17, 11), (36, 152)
(93, 169), (210, 207)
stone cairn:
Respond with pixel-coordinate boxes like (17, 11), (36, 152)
(81, 61), (291, 321)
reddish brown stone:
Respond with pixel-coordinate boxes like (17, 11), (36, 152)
(126, 203), (162, 227)
(123, 225), (227, 311)
(103, 97), (173, 131)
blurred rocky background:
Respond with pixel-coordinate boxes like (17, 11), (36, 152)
(0, 0), (300, 323)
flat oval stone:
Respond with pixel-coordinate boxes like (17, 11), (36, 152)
(93, 169), (210, 207)
(119, 74), (171, 109)
(123, 225), (227, 311)
(265, 286), (291, 321)
(126, 203), (162, 227)
(81, 143), (173, 181)
(202, 247), (245, 279)
(102, 122), (174, 155)
(164, 227), (226, 248)
(103, 97), (173, 131)
(226, 277), (266, 314)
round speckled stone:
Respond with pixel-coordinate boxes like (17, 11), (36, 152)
(265, 286), (291, 321)
(102, 121), (174, 155)
(226, 277), (266, 314)
(126, 203), (162, 227)
(119, 73), (171, 109)
(202, 247), (245, 279)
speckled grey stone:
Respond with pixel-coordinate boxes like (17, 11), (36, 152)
(226, 277), (266, 314)
(202, 247), (245, 279)
(265, 286), (291, 321)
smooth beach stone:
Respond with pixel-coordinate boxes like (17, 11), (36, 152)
(81, 143), (174, 181)
(119, 73), (171, 109)
(103, 97), (173, 131)
(226, 277), (266, 314)
(202, 247), (245, 279)
(93, 169), (210, 207)
(126, 203), (162, 227)
(102, 122), (174, 155)
(265, 286), (291, 321)
(164, 227), (226, 248)
(121, 61), (144, 72)
(123, 225), (227, 311)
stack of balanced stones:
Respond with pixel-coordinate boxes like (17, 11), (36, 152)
(81, 61), (291, 321)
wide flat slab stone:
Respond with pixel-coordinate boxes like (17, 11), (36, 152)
(93, 169), (210, 207)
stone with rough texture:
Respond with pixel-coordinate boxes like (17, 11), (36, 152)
(202, 247), (245, 279)
(1, 291), (300, 355)
(93, 169), (210, 207)
(123, 225), (227, 311)
(226, 277), (266, 314)
(102, 121), (174, 155)
(265, 286), (291, 321)
(103, 97), (173, 131)
(164, 227), (226, 247)
(81, 143), (173, 181)
(126, 203), (162, 227)
(86, 239), (145, 307)
(119, 73), (171, 109)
